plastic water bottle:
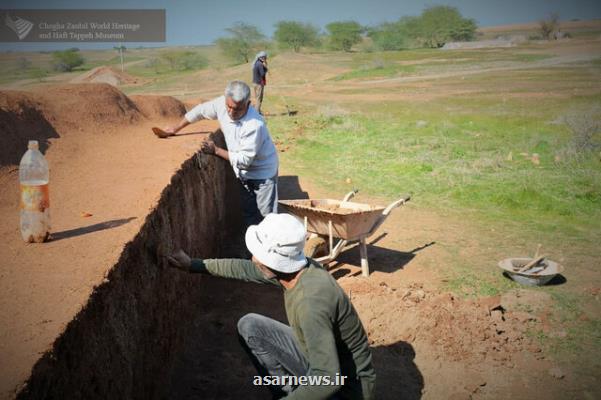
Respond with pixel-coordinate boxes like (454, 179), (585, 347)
(19, 140), (50, 243)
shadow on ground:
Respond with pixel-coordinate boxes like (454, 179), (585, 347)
(333, 240), (436, 276)
(278, 175), (310, 201)
(50, 217), (137, 241)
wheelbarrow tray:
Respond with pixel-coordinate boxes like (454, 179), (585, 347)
(279, 199), (385, 241)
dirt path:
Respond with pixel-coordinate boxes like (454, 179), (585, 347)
(0, 101), (218, 398)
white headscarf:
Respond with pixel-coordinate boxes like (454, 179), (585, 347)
(251, 50), (267, 70)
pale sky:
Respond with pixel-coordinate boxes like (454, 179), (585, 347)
(1, 0), (600, 51)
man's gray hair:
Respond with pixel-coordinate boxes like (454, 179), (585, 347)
(225, 80), (251, 103)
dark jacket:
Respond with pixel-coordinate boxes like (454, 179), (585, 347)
(253, 60), (267, 85)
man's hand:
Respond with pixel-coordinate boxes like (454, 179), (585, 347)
(201, 140), (216, 155)
(166, 249), (192, 271)
(163, 126), (178, 136)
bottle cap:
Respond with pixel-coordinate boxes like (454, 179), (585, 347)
(28, 140), (39, 150)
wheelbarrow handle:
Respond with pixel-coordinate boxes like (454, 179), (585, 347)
(366, 194), (411, 237)
(342, 189), (359, 202)
(383, 194), (411, 216)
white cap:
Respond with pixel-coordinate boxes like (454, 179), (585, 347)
(28, 140), (39, 150)
(245, 213), (307, 273)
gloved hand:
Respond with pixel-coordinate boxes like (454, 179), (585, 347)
(201, 139), (216, 155)
(167, 249), (192, 271)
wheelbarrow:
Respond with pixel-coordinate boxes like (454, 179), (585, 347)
(279, 191), (411, 277)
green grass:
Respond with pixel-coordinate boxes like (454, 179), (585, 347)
(268, 93), (601, 250)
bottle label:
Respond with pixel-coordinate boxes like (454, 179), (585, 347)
(20, 184), (50, 212)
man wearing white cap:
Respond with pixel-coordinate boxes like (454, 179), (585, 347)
(167, 213), (376, 399)
(252, 50), (268, 114)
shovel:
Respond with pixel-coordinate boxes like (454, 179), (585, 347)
(152, 127), (175, 139)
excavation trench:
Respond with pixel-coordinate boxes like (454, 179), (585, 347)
(17, 132), (285, 399)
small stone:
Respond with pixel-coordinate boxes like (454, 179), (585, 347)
(549, 367), (565, 379)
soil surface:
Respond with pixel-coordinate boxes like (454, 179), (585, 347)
(0, 83), (218, 398)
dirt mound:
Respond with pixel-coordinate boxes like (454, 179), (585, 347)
(181, 97), (206, 112)
(348, 280), (543, 368)
(72, 66), (142, 86)
(0, 83), (191, 167)
(34, 83), (143, 130)
(129, 95), (187, 119)
(0, 91), (59, 167)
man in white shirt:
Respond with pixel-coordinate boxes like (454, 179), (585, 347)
(163, 81), (279, 227)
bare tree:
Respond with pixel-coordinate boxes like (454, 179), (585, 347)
(539, 13), (560, 40)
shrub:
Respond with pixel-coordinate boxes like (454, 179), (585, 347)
(51, 49), (85, 72)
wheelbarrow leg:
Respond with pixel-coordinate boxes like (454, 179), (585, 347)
(359, 236), (369, 277)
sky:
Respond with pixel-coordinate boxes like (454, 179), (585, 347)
(1, 0), (600, 51)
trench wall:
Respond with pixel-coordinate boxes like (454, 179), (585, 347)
(16, 132), (247, 399)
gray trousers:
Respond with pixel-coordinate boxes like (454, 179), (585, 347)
(238, 313), (309, 396)
(239, 176), (278, 228)
(254, 84), (265, 114)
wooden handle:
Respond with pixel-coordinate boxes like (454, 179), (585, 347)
(518, 255), (545, 273)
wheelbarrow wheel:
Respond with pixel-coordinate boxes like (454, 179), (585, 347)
(305, 236), (328, 259)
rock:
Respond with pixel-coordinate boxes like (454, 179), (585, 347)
(549, 367), (565, 379)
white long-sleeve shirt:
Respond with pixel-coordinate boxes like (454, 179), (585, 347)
(185, 96), (278, 180)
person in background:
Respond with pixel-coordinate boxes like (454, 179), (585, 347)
(163, 80), (278, 227)
(252, 51), (268, 115)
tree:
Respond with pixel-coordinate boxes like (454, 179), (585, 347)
(539, 13), (560, 40)
(274, 21), (319, 52)
(414, 6), (477, 48)
(216, 22), (265, 63)
(326, 21), (363, 52)
(368, 18), (414, 50)
(369, 6), (476, 49)
(51, 49), (85, 72)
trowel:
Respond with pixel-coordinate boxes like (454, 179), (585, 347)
(152, 127), (174, 139)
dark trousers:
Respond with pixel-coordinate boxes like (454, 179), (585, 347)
(239, 176), (278, 228)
